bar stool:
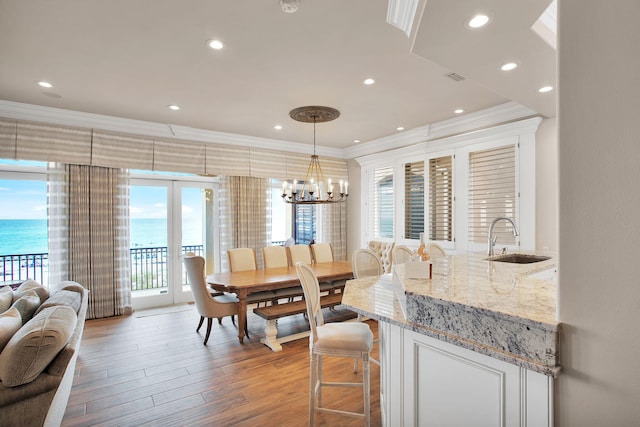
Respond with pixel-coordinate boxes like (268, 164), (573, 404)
(295, 262), (373, 426)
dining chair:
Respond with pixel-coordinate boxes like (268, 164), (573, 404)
(227, 247), (257, 272)
(367, 240), (394, 273)
(262, 245), (289, 269)
(352, 248), (384, 280)
(392, 245), (413, 267)
(183, 254), (246, 345)
(352, 248), (383, 369)
(228, 247), (276, 307)
(295, 262), (373, 426)
(310, 243), (333, 263)
(287, 244), (313, 265)
(427, 242), (447, 259)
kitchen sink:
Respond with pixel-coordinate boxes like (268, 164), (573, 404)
(487, 254), (551, 264)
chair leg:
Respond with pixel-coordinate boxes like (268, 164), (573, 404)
(204, 317), (213, 345)
(317, 355), (323, 409)
(196, 316), (204, 332)
(231, 314), (236, 327)
(363, 353), (371, 427)
(309, 352), (318, 427)
(244, 320), (250, 339)
(217, 317), (222, 325)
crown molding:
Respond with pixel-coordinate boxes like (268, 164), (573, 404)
(343, 101), (536, 159)
(0, 100), (344, 159)
(386, 0), (420, 37)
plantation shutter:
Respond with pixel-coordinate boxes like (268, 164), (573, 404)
(404, 161), (424, 240)
(371, 166), (394, 239)
(428, 155), (453, 242)
(468, 144), (518, 244)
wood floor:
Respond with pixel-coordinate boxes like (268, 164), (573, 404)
(62, 303), (381, 426)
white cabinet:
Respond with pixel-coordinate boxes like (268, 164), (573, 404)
(380, 323), (553, 427)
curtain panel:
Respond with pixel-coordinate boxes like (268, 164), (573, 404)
(219, 176), (271, 271)
(48, 163), (132, 319)
(321, 202), (348, 261)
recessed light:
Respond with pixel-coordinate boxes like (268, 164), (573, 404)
(207, 39), (224, 50)
(168, 105), (180, 111)
(37, 81), (53, 88)
(501, 62), (518, 71)
(467, 14), (490, 28)
(396, 126), (404, 131)
(538, 86), (553, 93)
(363, 78), (375, 85)
(353, 139), (361, 143)
(274, 125), (283, 130)
(454, 109), (464, 114)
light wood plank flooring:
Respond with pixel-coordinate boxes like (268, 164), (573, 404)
(63, 304), (381, 426)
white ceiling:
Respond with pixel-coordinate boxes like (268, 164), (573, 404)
(0, 0), (555, 150)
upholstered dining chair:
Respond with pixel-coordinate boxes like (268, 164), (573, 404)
(392, 245), (413, 267)
(310, 243), (333, 263)
(228, 247), (276, 307)
(183, 254), (246, 345)
(367, 240), (394, 273)
(427, 242), (447, 259)
(262, 245), (289, 269)
(295, 262), (373, 426)
(228, 247), (257, 272)
(287, 244), (313, 265)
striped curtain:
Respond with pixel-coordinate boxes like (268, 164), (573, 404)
(48, 163), (132, 319)
(321, 202), (347, 261)
(219, 176), (271, 271)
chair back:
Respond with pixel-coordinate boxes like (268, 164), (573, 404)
(183, 254), (214, 316)
(311, 243), (333, 263)
(283, 237), (295, 247)
(287, 244), (313, 265)
(352, 248), (384, 279)
(392, 245), (413, 266)
(295, 262), (324, 341)
(228, 248), (257, 272)
(427, 242), (446, 259)
(367, 240), (394, 273)
(262, 245), (289, 269)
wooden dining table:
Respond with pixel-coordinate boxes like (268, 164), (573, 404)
(206, 260), (354, 343)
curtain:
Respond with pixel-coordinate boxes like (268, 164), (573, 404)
(48, 163), (132, 319)
(219, 176), (271, 271)
(321, 202), (347, 261)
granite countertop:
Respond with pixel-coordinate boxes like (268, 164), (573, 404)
(341, 252), (561, 377)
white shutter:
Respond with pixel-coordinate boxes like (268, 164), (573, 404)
(404, 161), (424, 240)
(371, 166), (394, 239)
(468, 145), (518, 244)
(428, 155), (453, 242)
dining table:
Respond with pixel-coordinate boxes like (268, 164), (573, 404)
(206, 260), (354, 343)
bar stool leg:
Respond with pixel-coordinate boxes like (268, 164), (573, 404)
(363, 352), (371, 427)
(309, 353), (317, 426)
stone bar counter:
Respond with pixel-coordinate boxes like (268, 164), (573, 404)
(341, 252), (560, 426)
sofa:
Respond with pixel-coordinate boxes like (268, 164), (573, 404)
(0, 279), (88, 427)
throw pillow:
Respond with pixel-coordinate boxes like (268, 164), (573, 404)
(0, 305), (77, 387)
(35, 289), (82, 315)
(0, 287), (13, 313)
(0, 307), (22, 352)
(13, 279), (50, 304)
(11, 291), (41, 324)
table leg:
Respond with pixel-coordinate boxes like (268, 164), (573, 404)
(237, 290), (248, 343)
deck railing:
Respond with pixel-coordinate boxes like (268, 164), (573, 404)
(1, 245), (204, 291)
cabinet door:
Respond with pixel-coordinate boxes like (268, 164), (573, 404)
(403, 329), (521, 427)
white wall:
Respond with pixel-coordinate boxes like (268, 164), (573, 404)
(557, 0), (640, 424)
(535, 117), (558, 252)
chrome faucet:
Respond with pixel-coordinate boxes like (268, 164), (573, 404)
(487, 217), (519, 256)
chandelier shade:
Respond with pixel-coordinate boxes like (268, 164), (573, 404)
(282, 106), (348, 205)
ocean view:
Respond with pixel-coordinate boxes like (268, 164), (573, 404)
(0, 218), (201, 256)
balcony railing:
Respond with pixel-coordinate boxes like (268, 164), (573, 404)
(1, 245), (204, 291)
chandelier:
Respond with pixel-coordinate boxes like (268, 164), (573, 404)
(282, 106), (348, 205)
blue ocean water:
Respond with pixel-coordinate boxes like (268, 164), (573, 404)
(0, 218), (199, 255)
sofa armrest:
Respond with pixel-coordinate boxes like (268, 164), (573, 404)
(46, 290), (88, 377)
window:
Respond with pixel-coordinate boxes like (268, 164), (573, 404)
(468, 144), (518, 245)
(270, 180), (314, 244)
(428, 155), (453, 242)
(372, 166), (394, 239)
(294, 204), (316, 244)
(404, 161), (424, 240)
